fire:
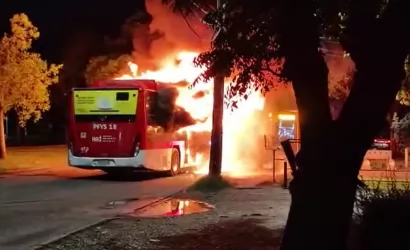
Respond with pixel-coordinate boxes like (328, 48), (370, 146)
(116, 51), (265, 176)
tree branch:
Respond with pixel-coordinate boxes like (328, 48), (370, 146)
(277, 1), (332, 144)
(261, 66), (282, 78)
(336, 0), (410, 154)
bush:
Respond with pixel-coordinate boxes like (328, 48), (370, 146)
(188, 175), (232, 192)
(354, 179), (410, 250)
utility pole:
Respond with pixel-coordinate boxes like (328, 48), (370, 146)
(208, 0), (225, 177)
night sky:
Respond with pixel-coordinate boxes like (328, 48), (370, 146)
(0, 1), (146, 63)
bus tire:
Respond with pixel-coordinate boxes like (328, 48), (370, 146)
(169, 148), (180, 176)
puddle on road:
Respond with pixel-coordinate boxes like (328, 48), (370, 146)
(134, 198), (214, 218)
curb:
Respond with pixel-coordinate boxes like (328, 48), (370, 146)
(32, 218), (117, 250)
(0, 168), (55, 178)
(32, 192), (181, 249)
(0, 168), (50, 176)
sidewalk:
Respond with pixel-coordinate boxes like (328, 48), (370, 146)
(0, 146), (67, 175)
(39, 176), (290, 250)
(0, 146), (100, 178)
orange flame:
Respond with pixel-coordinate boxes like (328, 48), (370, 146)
(115, 51), (265, 176)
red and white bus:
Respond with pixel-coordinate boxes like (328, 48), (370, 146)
(67, 79), (189, 175)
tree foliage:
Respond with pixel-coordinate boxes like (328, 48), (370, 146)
(0, 13), (62, 126)
(161, 0), (389, 100)
(161, 1), (410, 249)
(396, 56), (410, 106)
(84, 54), (134, 85)
(161, 0), (216, 16)
(392, 112), (410, 151)
(328, 66), (354, 100)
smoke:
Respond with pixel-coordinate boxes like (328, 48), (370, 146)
(133, 0), (212, 132)
(223, 86), (297, 172)
(145, 0), (211, 58)
(149, 83), (197, 132)
(132, 1), (300, 174)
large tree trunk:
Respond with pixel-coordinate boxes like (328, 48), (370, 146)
(279, 1), (410, 250)
(0, 109), (7, 159)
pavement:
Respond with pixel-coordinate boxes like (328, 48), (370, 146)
(2, 145), (410, 250)
(37, 176), (291, 250)
(34, 168), (410, 250)
(0, 146), (200, 250)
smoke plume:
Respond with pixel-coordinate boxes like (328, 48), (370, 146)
(145, 0), (211, 59)
(133, 0), (212, 132)
(148, 83), (197, 132)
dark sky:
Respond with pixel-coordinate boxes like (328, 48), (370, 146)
(0, 1), (146, 62)
(0, 1), (148, 123)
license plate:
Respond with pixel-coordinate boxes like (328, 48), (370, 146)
(95, 160), (110, 166)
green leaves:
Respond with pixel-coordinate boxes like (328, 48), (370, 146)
(188, 0), (286, 99)
(0, 13), (62, 127)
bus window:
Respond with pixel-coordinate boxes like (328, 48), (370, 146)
(116, 92), (130, 101)
(147, 125), (165, 137)
(146, 91), (158, 126)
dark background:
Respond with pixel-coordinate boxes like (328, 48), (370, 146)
(0, 1), (145, 145)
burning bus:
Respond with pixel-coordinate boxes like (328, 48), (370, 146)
(67, 79), (205, 175)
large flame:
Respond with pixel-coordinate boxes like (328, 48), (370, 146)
(115, 51), (265, 176)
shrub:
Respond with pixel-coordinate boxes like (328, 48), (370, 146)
(354, 178), (410, 250)
(188, 175), (232, 192)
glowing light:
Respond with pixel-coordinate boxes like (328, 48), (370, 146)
(115, 51), (266, 176)
(278, 114), (295, 121)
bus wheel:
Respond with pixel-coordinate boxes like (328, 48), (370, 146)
(169, 148), (180, 176)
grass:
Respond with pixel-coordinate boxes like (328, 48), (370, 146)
(188, 175), (233, 192)
(363, 179), (410, 190)
(0, 145), (67, 174)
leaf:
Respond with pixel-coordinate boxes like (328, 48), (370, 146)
(0, 13), (62, 127)
(160, 0), (388, 107)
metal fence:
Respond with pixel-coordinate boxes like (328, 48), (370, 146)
(265, 136), (366, 189)
(264, 135), (300, 188)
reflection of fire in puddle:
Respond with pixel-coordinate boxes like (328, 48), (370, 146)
(134, 198), (214, 217)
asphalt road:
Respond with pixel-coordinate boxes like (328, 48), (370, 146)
(0, 169), (199, 250)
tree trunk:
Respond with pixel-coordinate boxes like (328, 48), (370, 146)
(0, 109), (7, 159)
(278, 1), (410, 250)
(208, 74), (224, 177)
(15, 120), (21, 145)
(281, 69), (403, 250)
